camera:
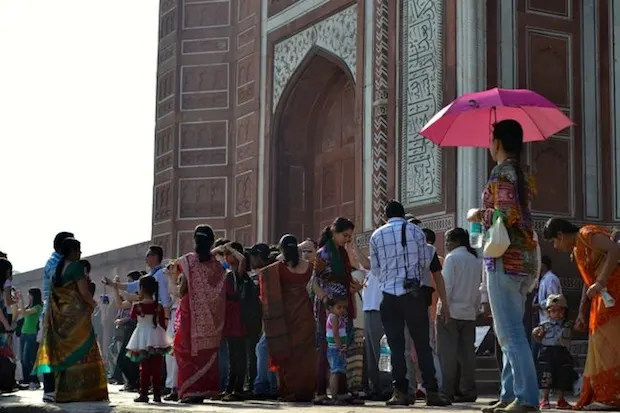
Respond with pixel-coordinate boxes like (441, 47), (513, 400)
(403, 278), (420, 295)
(101, 295), (110, 305)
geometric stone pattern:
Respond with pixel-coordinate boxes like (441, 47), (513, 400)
(372, 0), (389, 227)
(152, 0), (261, 255)
(400, 0), (443, 208)
(272, 4), (358, 112)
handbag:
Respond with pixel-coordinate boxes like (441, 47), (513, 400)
(483, 210), (511, 258)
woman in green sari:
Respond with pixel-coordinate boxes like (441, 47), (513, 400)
(34, 238), (108, 403)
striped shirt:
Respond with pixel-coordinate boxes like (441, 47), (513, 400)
(326, 313), (347, 348)
(369, 217), (435, 296)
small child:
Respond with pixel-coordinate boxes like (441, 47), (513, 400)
(532, 293), (577, 410)
(124, 276), (172, 403)
(326, 296), (349, 404)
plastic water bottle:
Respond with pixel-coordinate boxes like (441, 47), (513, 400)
(379, 335), (392, 372)
(470, 222), (483, 249)
(601, 288), (616, 308)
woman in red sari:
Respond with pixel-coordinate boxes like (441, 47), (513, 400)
(543, 218), (620, 410)
(173, 225), (226, 404)
(259, 234), (316, 402)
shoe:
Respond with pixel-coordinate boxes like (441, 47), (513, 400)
(134, 395), (149, 403)
(162, 387), (172, 396)
(495, 400), (540, 413)
(539, 400), (551, 409)
(153, 395), (162, 403)
(454, 394), (478, 403)
(426, 391), (452, 407)
(164, 391), (179, 401)
(556, 399), (572, 410)
(42, 393), (56, 403)
(222, 392), (245, 401)
(415, 388), (427, 400)
(386, 389), (412, 406)
(482, 400), (511, 413)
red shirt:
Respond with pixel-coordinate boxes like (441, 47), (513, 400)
(223, 271), (245, 338)
(130, 301), (167, 330)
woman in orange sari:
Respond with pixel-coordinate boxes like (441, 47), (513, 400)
(172, 225), (226, 404)
(259, 234), (316, 402)
(543, 218), (620, 410)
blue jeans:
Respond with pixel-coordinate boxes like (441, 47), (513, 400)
(253, 333), (277, 395)
(488, 259), (539, 407)
(20, 333), (39, 384)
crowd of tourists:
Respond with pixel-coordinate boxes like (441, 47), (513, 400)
(1, 119), (619, 412)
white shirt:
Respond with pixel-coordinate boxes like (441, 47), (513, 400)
(126, 265), (171, 308)
(536, 270), (562, 323)
(362, 271), (383, 311)
(440, 247), (482, 321)
(370, 218), (435, 296)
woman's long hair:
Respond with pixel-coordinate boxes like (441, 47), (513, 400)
(28, 288), (43, 308)
(194, 225), (215, 262)
(318, 217), (355, 248)
(446, 227), (478, 258)
(54, 238), (81, 288)
(139, 275), (160, 329)
(279, 234), (300, 268)
(0, 258), (12, 293)
(493, 120), (528, 209)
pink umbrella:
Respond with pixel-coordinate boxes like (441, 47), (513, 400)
(420, 88), (573, 147)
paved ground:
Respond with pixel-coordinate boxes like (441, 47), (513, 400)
(0, 386), (501, 413)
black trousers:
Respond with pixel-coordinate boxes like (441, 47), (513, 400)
(114, 325), (139, 388)
(380, 291), (438, 393)
(245, 334), (260, 392)
(226, 337), (247, 393)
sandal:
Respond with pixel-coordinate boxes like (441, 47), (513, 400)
(312, 395), (332, 405)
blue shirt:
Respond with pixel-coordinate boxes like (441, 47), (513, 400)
(369, 218), (434, 297)
(42, 252), (62, 315)
(126, 265), (171, 308)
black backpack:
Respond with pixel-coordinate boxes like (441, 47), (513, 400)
(239, 274), (262, 337)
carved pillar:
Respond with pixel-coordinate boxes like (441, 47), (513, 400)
(371, 0), (389, 227)
(456, 0), (487, 228)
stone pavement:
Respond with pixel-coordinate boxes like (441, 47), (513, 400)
(0, 386), (500, 413)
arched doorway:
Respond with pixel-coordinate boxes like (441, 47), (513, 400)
(274, 52), (356, 241)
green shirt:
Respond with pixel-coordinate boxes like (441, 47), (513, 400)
(21, 304), (41, 335)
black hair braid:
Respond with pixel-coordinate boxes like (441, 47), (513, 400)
(54, 257), (66, 288)
(513, 152), (528, 209)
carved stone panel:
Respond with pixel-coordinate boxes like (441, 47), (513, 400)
(238, 0), (256, 22)
(400, 0), (443, 207)
(156, 126), (174, 156)
(157, 70), (175, 102)
(526, 0), (571, 19)
(152, 233), (172, 258)
(154, 181), (173, 223)
(179, 149), (227, 167)
(237, 54), (257, 106)
(181, 92), (229, 111)
(235, 112), (257, 147)
(238, 26), (256, 50)
(159, 9), (177, 39)
(272, 5), (358, 111)
(526, 29), (571, 108)
(182, 64), (229, 93)
(233, 226), (252, 246)
(234, 171), (254, 216)
(179, 178), (227, 219)
(157, 98), (174, 118)
(160, 0), (175, 15)
(180, 121), (228, 149)
(184, 1), (231, 29)
(530, 139), (572, 216)
(158, 44), (176, 65)
(182, 38), (229, 55)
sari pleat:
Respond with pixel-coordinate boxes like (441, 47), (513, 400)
(573, 226), (620, 409)
(34, 272), (108, 403)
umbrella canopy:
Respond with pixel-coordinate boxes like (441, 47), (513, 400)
(420, 88), (574, 147)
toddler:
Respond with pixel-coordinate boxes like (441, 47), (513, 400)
(123, 276), (172, 403)
(326, 296), (349, 403)
(532, 293), (577, 409)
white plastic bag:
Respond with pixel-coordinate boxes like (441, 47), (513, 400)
(483, 211), (510, 258)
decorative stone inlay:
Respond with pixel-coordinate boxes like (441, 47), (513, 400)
(272, 4), (357, 112)
(400, 0), (443, 207)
